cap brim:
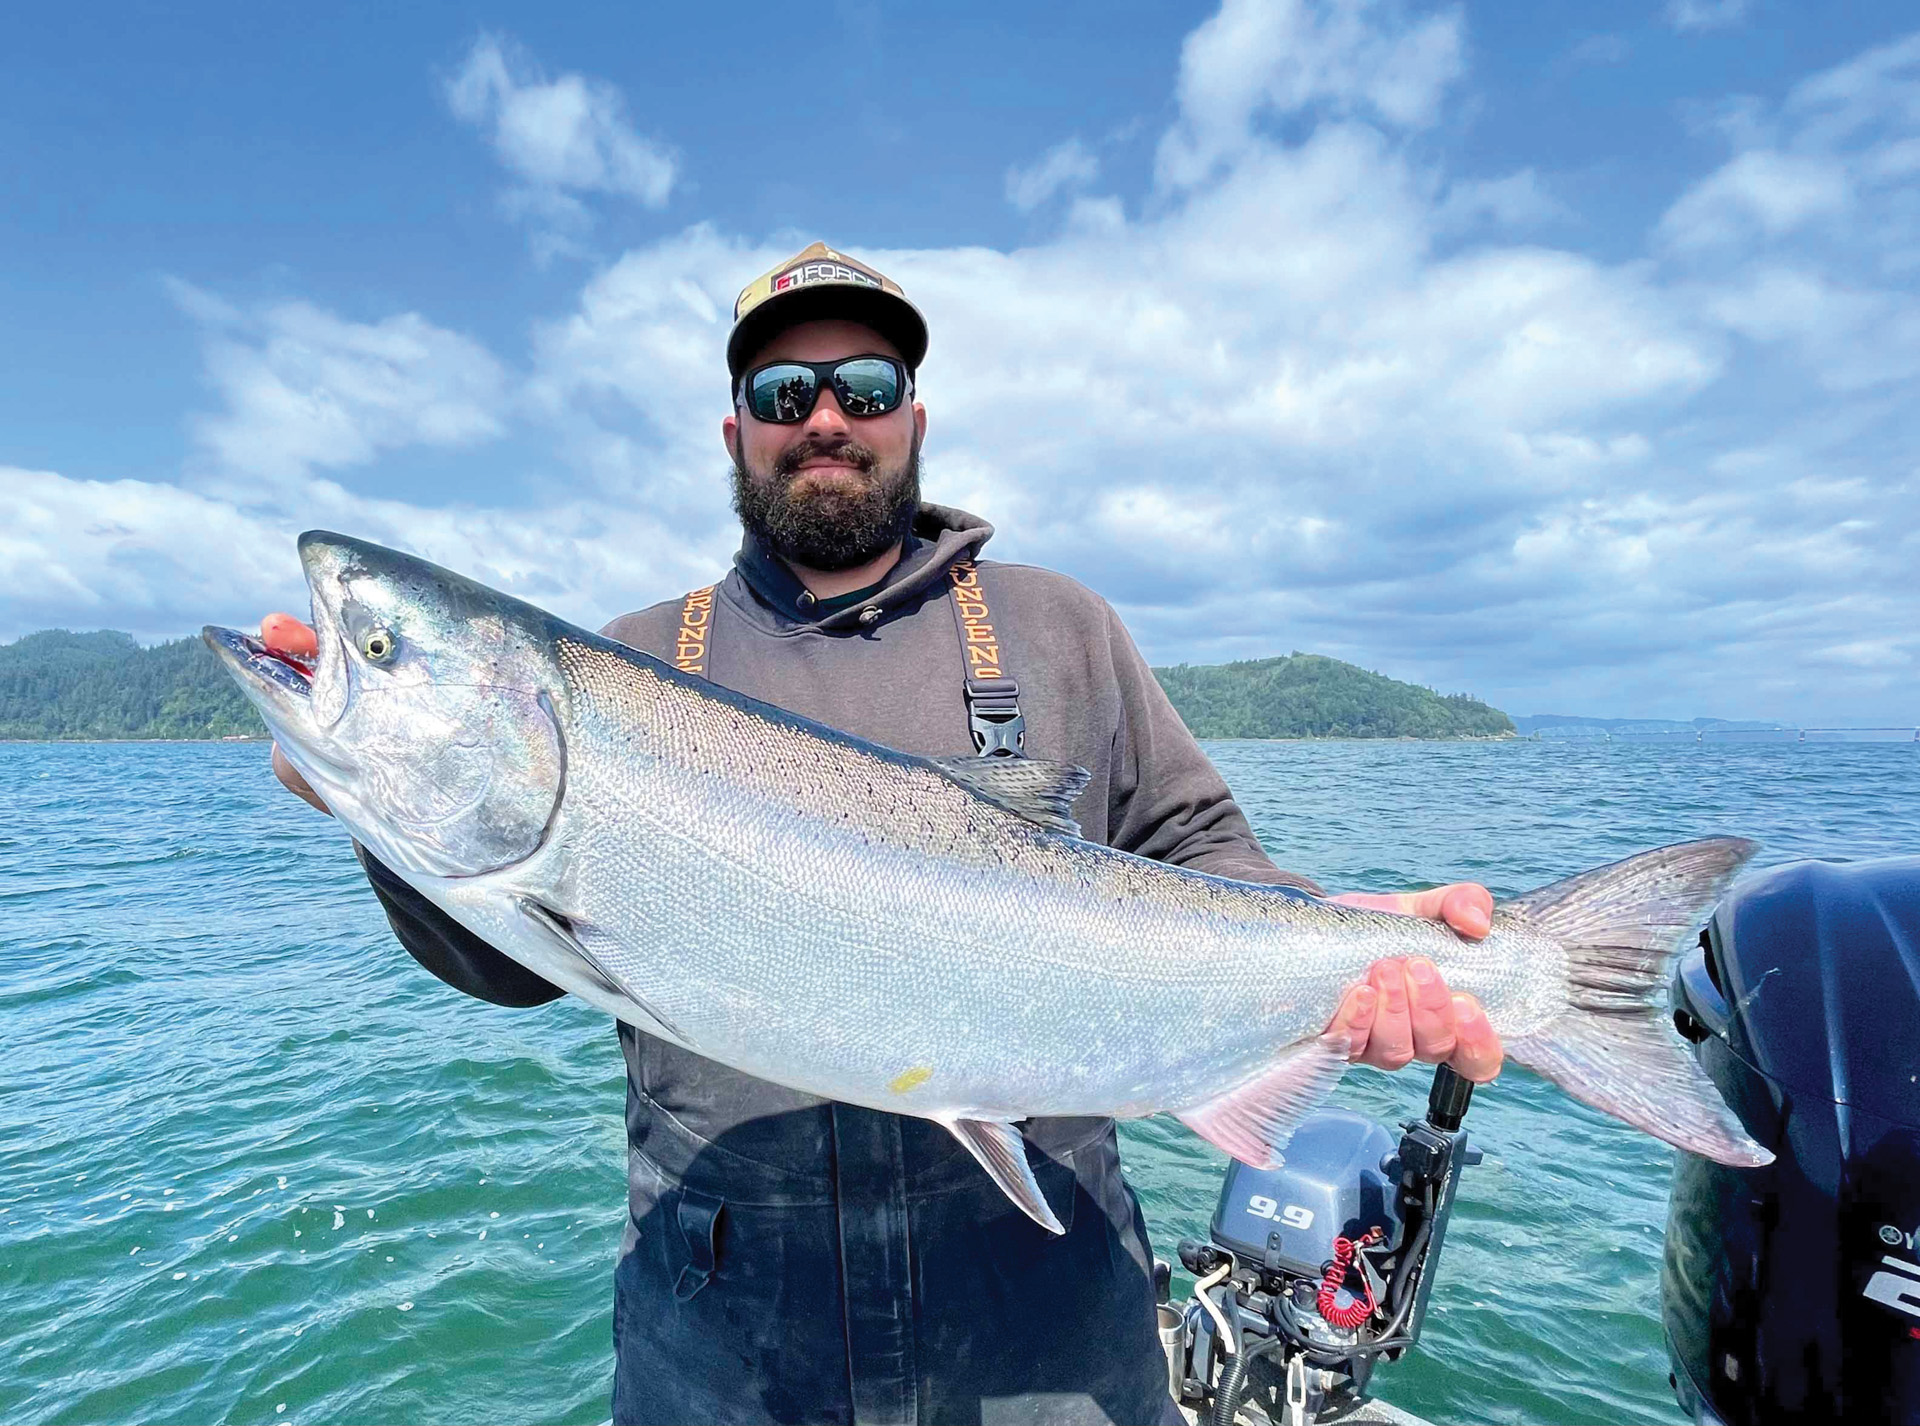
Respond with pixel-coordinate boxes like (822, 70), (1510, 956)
(727, 285), (929, 378)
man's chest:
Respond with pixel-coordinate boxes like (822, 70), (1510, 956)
(612, 587), (1123, 844)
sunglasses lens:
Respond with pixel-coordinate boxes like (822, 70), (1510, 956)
(747, 364), (820, 423)
(743, 358), (906, 422)
(829, 358), (904, 417)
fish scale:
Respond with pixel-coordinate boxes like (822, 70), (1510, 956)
(205, 531), (1775, 1234)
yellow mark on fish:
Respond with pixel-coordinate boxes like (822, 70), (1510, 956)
(889, 1065), (933, 1094)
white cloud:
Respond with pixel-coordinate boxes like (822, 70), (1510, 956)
(1699, 267), (1915, 389)
(498, 116), (1742, 704)
(1157, 0), (1465, 188)
(446, 35), (675, 257)
(1660, 30), (1920, 396)
(1790, 31), (1920, 148)
(172, 283), (511, 492)
(1006, 138), (1100, 211)
(1658, 150), (1851, 249)
(0, 464), (730, 648)
(1665, 0), (1751, 33)
(6, 3), (1919, 726)
(0, 468), (302, 640)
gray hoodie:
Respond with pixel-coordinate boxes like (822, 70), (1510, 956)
(603, 502), (1318, 891)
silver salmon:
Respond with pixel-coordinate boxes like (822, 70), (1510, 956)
(205, 532), (1770, 1232)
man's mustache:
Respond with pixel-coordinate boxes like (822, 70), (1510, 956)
(773, 439), (879, 480)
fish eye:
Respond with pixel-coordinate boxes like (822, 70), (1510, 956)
(362, 627), (397, 662)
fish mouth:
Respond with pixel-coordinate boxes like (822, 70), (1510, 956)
(202, 625), (316, 703)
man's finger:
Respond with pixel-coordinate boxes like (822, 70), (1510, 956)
(1331, 884), (1494, 941)
(1447, 994), (1503, 1083)
(1438, 883), (1492, 940)
(1327, 983), (1378, 1062)
(272, 743), (332, 816)
(261, 612), (317, 659)
(1404, 957), (1458, 1062)
(1362, 959), (1414, 1069)
(1328, 890), (1408, 915)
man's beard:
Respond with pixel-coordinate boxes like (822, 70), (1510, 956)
(730, 432), (922, 573)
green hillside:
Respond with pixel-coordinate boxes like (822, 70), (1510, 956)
(0, 629), (1510, 743)
(1153, 652), (1514, 740)
(0, 630), (263, 740)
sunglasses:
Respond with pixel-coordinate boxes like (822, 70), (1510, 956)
(737, 355), (911, 424)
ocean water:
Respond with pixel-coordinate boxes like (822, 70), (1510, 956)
(3, 737), (1916, 1425)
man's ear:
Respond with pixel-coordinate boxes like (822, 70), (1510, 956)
(721, 412), (739, 459)
(912, 400), (928, 446)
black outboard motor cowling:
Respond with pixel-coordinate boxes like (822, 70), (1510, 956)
(1664, 855), (1920, 1425)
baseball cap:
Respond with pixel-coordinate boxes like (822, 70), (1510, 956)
(727, 241), (929, 379)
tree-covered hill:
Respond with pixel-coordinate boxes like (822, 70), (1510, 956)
(0, 629), (1511, 742)
(0, 630), (263, 740)
(1153, 653), (1514, 739)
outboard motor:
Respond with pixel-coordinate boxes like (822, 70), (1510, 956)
(1164, 1065), (1481, 1425)
(1664, 855), (1920, 1424)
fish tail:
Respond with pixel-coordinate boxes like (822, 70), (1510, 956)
(1504, 836), (1774, 1168)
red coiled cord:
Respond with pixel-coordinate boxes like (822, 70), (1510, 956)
(1316, 1226), (1384, 1329)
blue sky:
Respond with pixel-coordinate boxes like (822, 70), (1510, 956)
(4, 0), (1917, 722)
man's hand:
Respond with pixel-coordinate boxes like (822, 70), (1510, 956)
(1324, 883), (1503, 1083)
(260, 613), (332, 817)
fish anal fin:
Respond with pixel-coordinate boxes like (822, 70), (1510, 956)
(942, 1117), (1066, 1235)
(1176, 1033), (1351, 1168)
(926, 755), (1089, 838)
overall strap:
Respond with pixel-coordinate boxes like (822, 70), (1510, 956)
(946, 560), (1026, 758)
(674, 585), (716, 677)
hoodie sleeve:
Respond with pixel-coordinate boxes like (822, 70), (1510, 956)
(355, 844), (565, 1008)
(1101, 604), (1325, 895)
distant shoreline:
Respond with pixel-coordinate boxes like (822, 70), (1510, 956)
(0, 736), (270, 745)
(1198, 732), (1521, 743)
(1, 733), (1531, 746)
(5, 734), (1523, 745)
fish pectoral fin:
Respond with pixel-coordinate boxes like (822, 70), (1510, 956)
(513, 897), (690, 1044)
(941, 1117), (1066, 1235)
(1175, 1032), (1352, 1169)
(925, 755), (1090, 838)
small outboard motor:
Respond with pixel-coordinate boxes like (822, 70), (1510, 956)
(1664, 855), (1920, 1424)
(1165, 1066), (1481, 1425)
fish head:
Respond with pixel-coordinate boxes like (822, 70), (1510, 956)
(204, 531), (567, 881)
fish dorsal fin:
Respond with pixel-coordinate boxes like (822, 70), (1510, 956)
(1175, 1033), (1351, 1168)
(926, 755), (1089, 837)
(941, 1117), (1066, 1235)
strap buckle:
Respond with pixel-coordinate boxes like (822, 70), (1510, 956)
(966, 678), (1025, 758)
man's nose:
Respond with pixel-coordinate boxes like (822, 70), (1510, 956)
(801, 382), (852, 438)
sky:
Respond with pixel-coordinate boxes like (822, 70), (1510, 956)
(3, 1), (1917, 724)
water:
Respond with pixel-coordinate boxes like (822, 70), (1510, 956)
(3, 739), (1916, 1425)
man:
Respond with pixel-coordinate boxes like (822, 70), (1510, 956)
(262, 242), (1501, 1425)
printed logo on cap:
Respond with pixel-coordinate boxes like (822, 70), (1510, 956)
(771, 260), (882, 296)
(728, 242), (927, 373)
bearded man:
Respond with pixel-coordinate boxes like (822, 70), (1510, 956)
(263, 242), (1500, 1425)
